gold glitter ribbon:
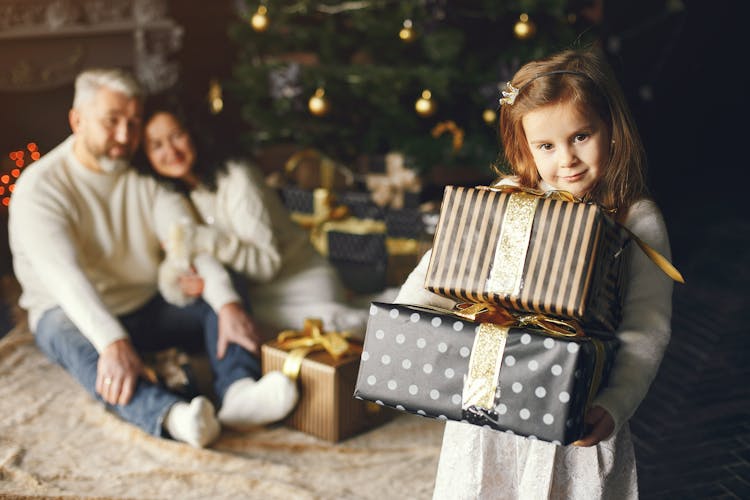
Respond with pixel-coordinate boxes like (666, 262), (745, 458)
(486, 192), (538, 297)
(275, 318), (352, 380)
(308, 216), (386, 256)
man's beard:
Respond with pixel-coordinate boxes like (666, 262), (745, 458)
(97, 156), (129, 173)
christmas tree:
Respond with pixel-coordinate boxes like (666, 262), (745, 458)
(227, 1), (594, 181)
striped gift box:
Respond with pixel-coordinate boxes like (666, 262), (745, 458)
(425, 186), (630, 333)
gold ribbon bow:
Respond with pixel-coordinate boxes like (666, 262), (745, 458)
(275, 318), (352, 380)
(478, 184), (685, 284)
(284, 148), (354, 191)
(365, 152), (422, 210)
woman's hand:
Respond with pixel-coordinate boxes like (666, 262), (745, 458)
(217, 302), (262, 358)
(178, 267), (204, 297)
(571, 405), (615, 447)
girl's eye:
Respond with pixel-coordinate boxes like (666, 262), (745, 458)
(574, 133), (589, 143)
(539, 143), (553, 151)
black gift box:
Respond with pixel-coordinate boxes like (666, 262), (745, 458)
(354, 302), (619, 445)
(327, 230), (387, 294)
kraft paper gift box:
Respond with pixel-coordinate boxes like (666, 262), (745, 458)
(425, 185), (631, 333)
(262, 324), (393, 442)
(353, 302), (619, 445)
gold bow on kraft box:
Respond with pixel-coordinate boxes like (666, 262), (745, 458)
(260, 319), (392, 442)
(425, 185), (683, 333)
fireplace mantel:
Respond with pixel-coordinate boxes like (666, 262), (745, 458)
(0, 0), (183, 93)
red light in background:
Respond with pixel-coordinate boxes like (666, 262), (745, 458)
(2, 198), (9, 207)
(1, 175), (9, 184)
(31, 152), (40, 161)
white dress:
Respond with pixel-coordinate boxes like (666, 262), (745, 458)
(189, 161), (370, 338)
(395, 196), (674, 499)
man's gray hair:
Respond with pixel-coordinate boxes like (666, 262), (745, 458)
(72, 68), (143, 109)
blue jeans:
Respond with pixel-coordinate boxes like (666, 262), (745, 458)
(35, 293), (262, 437)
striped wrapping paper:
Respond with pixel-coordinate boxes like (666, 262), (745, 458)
(425, 186), (630, 333)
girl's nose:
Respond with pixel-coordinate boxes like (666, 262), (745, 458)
(557, 145), (576, 168)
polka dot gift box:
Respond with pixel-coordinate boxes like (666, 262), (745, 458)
(354, 302), (619, 445)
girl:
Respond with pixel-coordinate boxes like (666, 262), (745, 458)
(396, 46), (674, 498)
(135, 99), (370, 340)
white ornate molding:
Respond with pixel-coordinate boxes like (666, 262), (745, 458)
(0, 0), (183, 93)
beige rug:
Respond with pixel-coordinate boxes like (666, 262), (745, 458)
(0, 323), (445, 500)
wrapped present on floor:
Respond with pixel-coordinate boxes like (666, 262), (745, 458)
(353, 302), (619, 445)
(262, 318), (394, 442)
(425, 185), (631, 333)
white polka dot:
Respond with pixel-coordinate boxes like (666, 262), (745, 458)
(453, 321), (464, 331)
(361, 351), (370, 361)
(369, 305), (379, 315)
(381, 354), (391, 365)
(417, 409), (426, 415)
(543, 413), (554, 425)
(416, 338), (427, 348)
(375, 329), (385, 340)
(410, 313), (420, 323)
(423, 363), (433, 374)
(460, 346), (471, 358)
(567, 342), (580, 353)
(409, 384), (419, 395)
(444, 368), (455, 378)
(431, 317), (442, 327)
(527, 435), (537, 440)
(437, 415), (448, 420)
(430, 389), (440, 400)
(396, 405), (405, 411)
(519, 409), (530, 420)
(375, 400), (383, 405)
(367, 375), (377, 385)
(437, 342), (448, 353)
(497, 403), (507, 415)
(474, 325), (482, 334)
(552, 440), (562, 446)
(543, 338), (555, 349)
(451, 394), (462, 405)
(504, 355), (516, 366)
(402, 359), (412, 369)
(395, 334), (406, 344)
(505, 430), (515, 435)
(387, 380), (397, 390)
(528, 360), (539, 371)
(551, 364), (563, 376)
(559, 391), (570, 403)
(389, 308), (399, 318)
(521, 333), (532, 344)
(512, 382), (523, 393)
(535, 386), (547, 398)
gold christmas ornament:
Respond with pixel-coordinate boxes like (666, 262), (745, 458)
(251, 5), (269, 32)
(482, 108), (496, 125)
(208, 78), (224, 114)
(415, 89), (437, 117)
(399, 19), (416, 42)
(431, 120), (464, 153)
(513, 13), (536, 40)
(308, 87), (330, 116)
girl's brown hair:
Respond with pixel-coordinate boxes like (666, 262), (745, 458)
(496, 46), (648, 212)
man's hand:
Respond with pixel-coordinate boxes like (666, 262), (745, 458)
(178, 267), (204, 298)
(96, 338), (147, 406)
(572, 405), (615, 447)
(217, 302), (262, 358)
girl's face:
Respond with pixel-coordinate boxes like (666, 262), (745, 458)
(143, 111), (196, 180)
(522, 99), (610, 197)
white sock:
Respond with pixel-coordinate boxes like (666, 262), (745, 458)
(163, 396), (221, 448)
(217, 372), (298, 429)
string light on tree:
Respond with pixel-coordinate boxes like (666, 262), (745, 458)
(2, 142), (39, 207)
(513, 13), (536, 40)
(308, 87), (331, 116)
(482, 108), (497, 125)
(399, 19), (416, 42)
(251, 5), (269, 32)
(415, 89), (437, 117)
(208, 78), (224, 114)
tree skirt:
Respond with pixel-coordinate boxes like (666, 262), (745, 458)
(0, 326), (444, 499)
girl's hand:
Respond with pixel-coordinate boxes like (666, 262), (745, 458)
(571, 405), (614, 447)
(216, 302), (262, 358)
(178, 268), (204, 297)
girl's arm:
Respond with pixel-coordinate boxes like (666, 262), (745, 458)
(591, 200), (674, 434)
